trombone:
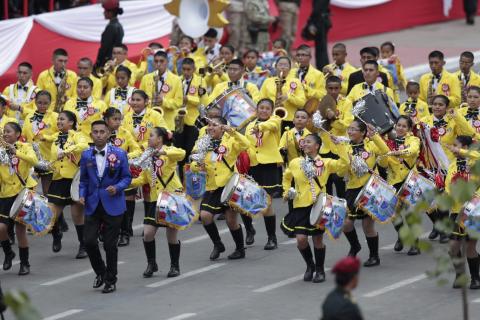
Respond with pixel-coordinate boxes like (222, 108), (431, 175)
(94, 58), (117, 78)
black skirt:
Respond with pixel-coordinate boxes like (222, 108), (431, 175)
(249, 163), (282, 196)
(143, 201), (167, 228)
(200, 187), (228, 215)
(0, 195), (17, 224)
(280, 205), (325, 236)
(345, 187), (367, 220)
(125, 187), (138, 197)
(47, 178), (73, 206)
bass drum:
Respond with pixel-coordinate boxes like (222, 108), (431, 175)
(70, 170), (81, 202)
(309, 193), (347, 239)
(156, 192), (199, 230)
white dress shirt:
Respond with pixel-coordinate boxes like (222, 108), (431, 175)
(95, 145), (108, 177)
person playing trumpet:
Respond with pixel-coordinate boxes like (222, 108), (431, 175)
(0, 122), (38, 276)
(104, 66), (136, 115)
(176, 36), (207, 75)
(204, 45), (235, 91)
(243, 49), (269, 89)
(140, 50), (183, 131)
(137, 42), (163, 78)
(102, 44), (140, 94)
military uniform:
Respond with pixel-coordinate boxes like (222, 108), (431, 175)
(226, 0), (246, 51)
(321, 287), (364, 320)
(244, 0), (274, 52)
(276, 0), (299, 51)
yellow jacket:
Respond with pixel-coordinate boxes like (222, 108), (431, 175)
(50, 131), (89, 180)
(2, 80), (38, 122)
(122, 108), (167, 149)
(0, 142), (38, 198)
(103, 59), (140, 93)
(182, 74), (207, 126)
(454, 70), (480, 103)
(279, 126), (311, 163)
(72, 75), (102, 100)
(260, 75), (306, 122)
(346, 81), (395, 104)
(378, 134), (420, 186)
(103, 86), (136, 114)
(131, 146), (186, 197)
(0, 116), (18, 129)
(191, 131), (250, 191)
(324, 62), (357, 96)
(63, 97), (107, 140)
(205, 72), (229, 91)
(419, 71), (461, 108)
(318, 97), (354, 155)
(245, 116), (283, 166)
(140, 70), (183, 130)
(290, 65), (326, 100)
(36, 67), (77, 110)
(282, 154), (347, 208)
(399, 98), (430, 124)
(207, 80), (261, 106)
(22, 110), (59, 162)
(109, 127), (142, 159)
(458, 105), (480, 139)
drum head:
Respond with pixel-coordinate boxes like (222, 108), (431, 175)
(10, 188), (27, 217)
(70, 171), (81, 202)
(221, 173), (240, 203)
(310, 193), (326, 225)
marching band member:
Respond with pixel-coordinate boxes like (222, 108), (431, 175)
(176, 36), (207, 75)
(339, 119), (390, 267)
(323, 43), (357, 96)
(130, 127), (186, 278)
(444, 136), (480, 289)
(197, 28), (221, 64)
(2, 62), (38, 122)
(190, 117), (250, 260)
(260, 56), (306, 131)
(47, 110), (89, 259)
(0, 122), (38, 275)
(291, 44), (326, 100)
(37, 48), (77, 111)
(140, 50), (183, 131)
(243, 98), (282, 249)
(347, 47), (391, 94)
(204, 45), (235, 90)
(279, 109), (310, 164)
(137, 42), (163, 77)
(378, 116), (421, 255)
(64, 77), (107, 141)
(419, 50), (461, 108)
(380, 41), (407, 104)
(103, 107), (142, 246)
(243, 49), (269, 89)
(103, 44), (140, 93)
(454, 51), (480, 104)
(0, 97), (18, 129)
(22, 91), (59, 195)
(281, 133), (347, 283)
(459, 86), (480, 137)
(74, 58), (103, 100)
(399, 81), (430, 124)
(347, 60), (395, 104)
(104, 65), (136, 114)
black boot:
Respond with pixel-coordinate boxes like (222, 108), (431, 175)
(167, 242), (181, 278)
(241, 214), (256, 245)
(51, 221), (63, 253)
(2, 240), (15, 271)
(126, 200), (136, 236)
(59, 212), (69, 232)
(393, 220), (404, 252)
(143, 240), (158, 278)
(18, 247), (30, 276)
(204, 223), (225, 260)
(298, 245), (315, 281)
(427, 211), (439, 240)
(8, 220), (15, 245)
(313, 247), (326, 283)
(228, 226), (245, 260)
(438, 210), (450, 243)
(344, 229), (361, 256)
(75, 225), (87, 259)
(467, 256), (480, 289)
(263, 215), (278, 250)
(364, 235), (380, 267)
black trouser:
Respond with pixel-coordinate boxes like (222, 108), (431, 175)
(174, 124), (199, 182)
(464, 0), (478, 15)
(84, 202), (123, 285)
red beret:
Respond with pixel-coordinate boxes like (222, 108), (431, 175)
(332, 256), (361, 274)
(102, 0), (119, 10)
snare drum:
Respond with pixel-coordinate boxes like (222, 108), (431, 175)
(354, 175), (398, 223)
(70, 170), (80, 202)
(184, 164), (206, 200)
(220, 173), (270, 218)
(10, 189), (55, 235)
(156, 192), (199, 230)
(208, 87), (256, 130)
(462, 195), (480, 233)
(397, 170), (436, 207)
(309, 193), (347, 239)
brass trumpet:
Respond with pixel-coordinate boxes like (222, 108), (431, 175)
(199, 58), (225, 76)
(274, 107), (288, 120)
(94, 58), (117, 78)
(54, 67), (67, 113)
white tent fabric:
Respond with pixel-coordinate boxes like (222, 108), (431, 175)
(0, 17), (33, 75)
(331, 0), (391, 9)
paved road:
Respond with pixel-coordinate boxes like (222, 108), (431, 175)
(1, 198), (479, 320)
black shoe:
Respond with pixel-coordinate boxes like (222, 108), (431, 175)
(245, 229), (256, 246)
(428, 229), (439, 240)
(348, 244), (361, 257)
(312, 270), (326, 283)
(363, 256), (380, 267)
(394, 238), (403, 252)
(209, 242), (225, 261)
(439, 233), (449, 244)
(407, 247), (420, 256)
(102, 283), (116, 294)
(18, 263), (30, 276)
(227, 249), (245, 260)
(143, 262), (158, 278)
(76, 245), (88, 259)
(216, 213), (226, 221)
(118, 234), (129, 247)
(167, 265), (180, 278)
(3, 251), (15, 271)
(467, 15), (475, 25)
(93, 275), (104, 288)
(303, 264), (314, 282)
(264, 236), (278, 250)
(52, 235), (62, 253)
(470, 278), (480, 289)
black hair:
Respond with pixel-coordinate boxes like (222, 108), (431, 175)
(363, 60), (379, 69)
(0, 97), (6, 107)
(273, 38), (287, 48)
(180, 35), (194, 45)
(467, 86), (480, 95)
(77, 76), (93, 88)
(428, 50), (444, 60)
(276, 56), (292, 67)
(229, 58), (244, 68)
(406, 81), (420, 91)
(116, 65), (132, 78)
(5, 122), (22, 135)
(210, 116), (228, 125)
(103, 107), (122, 120)
(221, 45), (235, 55)
(369, 47), (380, 57)
(456, 135), (474, 147)
(148, 42), (163, 49)
(359, 47), (376, 57)
(182, 57), (195, 66)
(78, 57), (93, 66)
(243, 49), (259, 58)
(35, 90), (52, 102)
(60, 110), (78, 130)
(396, 115), (413, 129)
(114, 44), (129, 52)
(152, 127), (173, 146)
(353, 118), (368, 138)
(296, 44), (311, 51)
(460, 51), (474, 61)
(257, 98), (274, 110)
(332, 43), (346, 51)
(53, 48), (68, 57)
(326, 76), (342, 85)
(305, 133), (322, 149)
(204, 28), (218, 38)
(91, 120), (108, 129)
(335, 272), (358, 287)
(18, 61), (32, 70)
(380, 41), (395, 52)
(295, 109), (309, 117)
(432, 94), (450, 107)
(132, 89), (149, 101)
(154, 50), (168, 60)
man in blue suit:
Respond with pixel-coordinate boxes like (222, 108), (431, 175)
(79, 120), (132, 294)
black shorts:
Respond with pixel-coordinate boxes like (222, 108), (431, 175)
(143, 201), (166, 228)
(47, 178), (73, 206)
(280, 205), (324, 236)
(0, 195), (17, 225)
(125, 187), (138, 197)
(200, 187), (228, 215)
(249, 163), (282, 196)
(345, 187), (367, 220)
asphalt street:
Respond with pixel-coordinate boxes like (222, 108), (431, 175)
(1, 197), (479, 320)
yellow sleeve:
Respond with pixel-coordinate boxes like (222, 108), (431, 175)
(286, 80), (306, 107)
(131, 170), (148, 188)
(258, 116), (280, 133)
(164, 146), (186, 162)
(330, 99), (353, 132)
(278, 131), (287, 150)
(370, 134), (390, 156)
(454, 111), (476, 137)
(231, 130), (250, 152)
(126, 132), (142, 159)
(153, 111), (168, 129)
(282, 166), (293, 197)
(139, 76), (149, 96)
(162, 79), (183, 111)
(64, 133), (88, 154)
(16, 144), (38, 166)
(206, 85), (222, 106)
(247, 83), (261, 103)
(459, 149), (480, 160)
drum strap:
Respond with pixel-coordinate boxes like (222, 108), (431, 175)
(158, 172), (175, 189)
(313, 176), (322, 190)
(221, 157), (234, 173)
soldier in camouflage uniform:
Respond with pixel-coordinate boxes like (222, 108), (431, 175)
(276, 0), (300, 51)
(244, 0), (275, 52)
(226, 0), (246, 51)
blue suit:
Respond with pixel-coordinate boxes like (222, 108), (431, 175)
(79, 145), (132, 216)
